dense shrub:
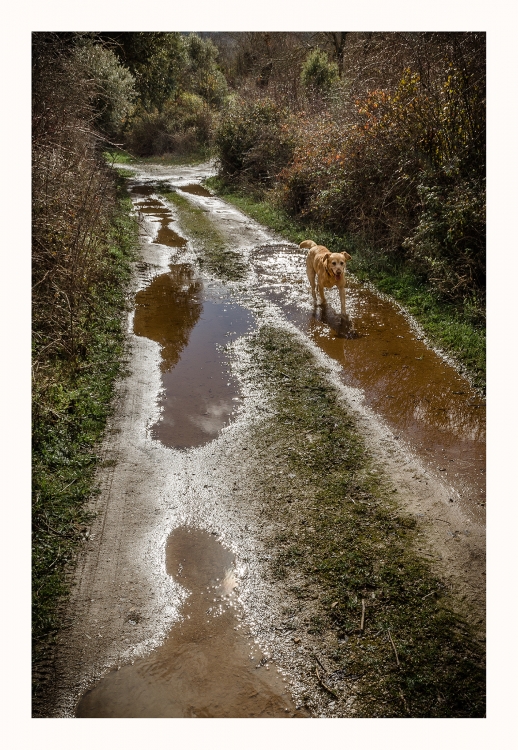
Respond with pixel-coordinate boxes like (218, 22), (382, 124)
(215, 98), (298, 186)
(73, 41), (137, 137)
(277, 103), (421, 250)
(126, 93), (214, 156)
(109, 32), (187, 112)
(300, 49), (339, 93)
(275, 51), (485, 308)
(403, 176), (485, 310)
(114, 32), (229, 157)
(182, 33), (229, 107)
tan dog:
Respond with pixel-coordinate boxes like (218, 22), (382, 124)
(305, 244), (352, 317)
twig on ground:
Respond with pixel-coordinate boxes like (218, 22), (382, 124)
(313, 652), (328, 673)
(35, 516), (74, 540)
(315, 666), (339, 699)
(58, 478), (77, 495)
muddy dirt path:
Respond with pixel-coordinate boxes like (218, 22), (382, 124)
(51, 162), (485, 718)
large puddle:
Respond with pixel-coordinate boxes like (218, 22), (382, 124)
(253, 245), (485, 521)
(133, 189), (187, 248)
(133, 265), (251, 448)
(76, 528), (303, 718)
(131, 185), (252, 449)
(130, 190), (485, 509)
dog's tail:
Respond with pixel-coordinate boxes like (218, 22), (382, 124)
(299, 239), (317, 250)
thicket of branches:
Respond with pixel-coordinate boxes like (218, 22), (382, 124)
(32, 35), (121, 377)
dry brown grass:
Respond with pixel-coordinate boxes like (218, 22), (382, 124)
(32, 35), (118, 371)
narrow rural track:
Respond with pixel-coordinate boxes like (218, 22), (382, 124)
(50, 162), (485, 718)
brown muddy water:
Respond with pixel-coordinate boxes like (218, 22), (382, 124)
(131, 185), (253, 449)
(178, 183), (213, 197)
(253, 245), (485, 523)
(76, 528), (303, 718)
(134, 193), (187, 248)
(133, 265), (252, 448)
(131, 179), (484, 522)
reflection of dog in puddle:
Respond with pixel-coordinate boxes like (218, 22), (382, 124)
(312, 305), (359, 339)
(302, 240), (352, 318)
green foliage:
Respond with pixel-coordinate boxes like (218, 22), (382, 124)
(300, 49), (339, 93)
(182, 33), (229, 107)
(109, 33), (229, 157)
(215, 98), (297, 186)
(73, 41), (136, 136)
(103, 149), (134, 164)
(112, 32), (187, 112)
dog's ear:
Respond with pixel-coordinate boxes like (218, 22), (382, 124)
(342, 251), (352, 262)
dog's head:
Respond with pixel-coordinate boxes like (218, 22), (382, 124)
(326, 251), (352, 281)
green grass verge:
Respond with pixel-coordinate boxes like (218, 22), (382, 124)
(104, 148), (213, 167)
(160, 189), (246, 281)
(246, 325), (485, 717)
(104, 149), (135, 164)
(205, 177), (485, 391)
(32, 178), (139, 712)
(137, 150), (212, 166)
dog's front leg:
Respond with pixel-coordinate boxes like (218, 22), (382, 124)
(318, 280), (327, 306)
(339, 286), (346, 317)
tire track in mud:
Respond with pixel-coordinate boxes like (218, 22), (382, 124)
(50, 162), (485, 718)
